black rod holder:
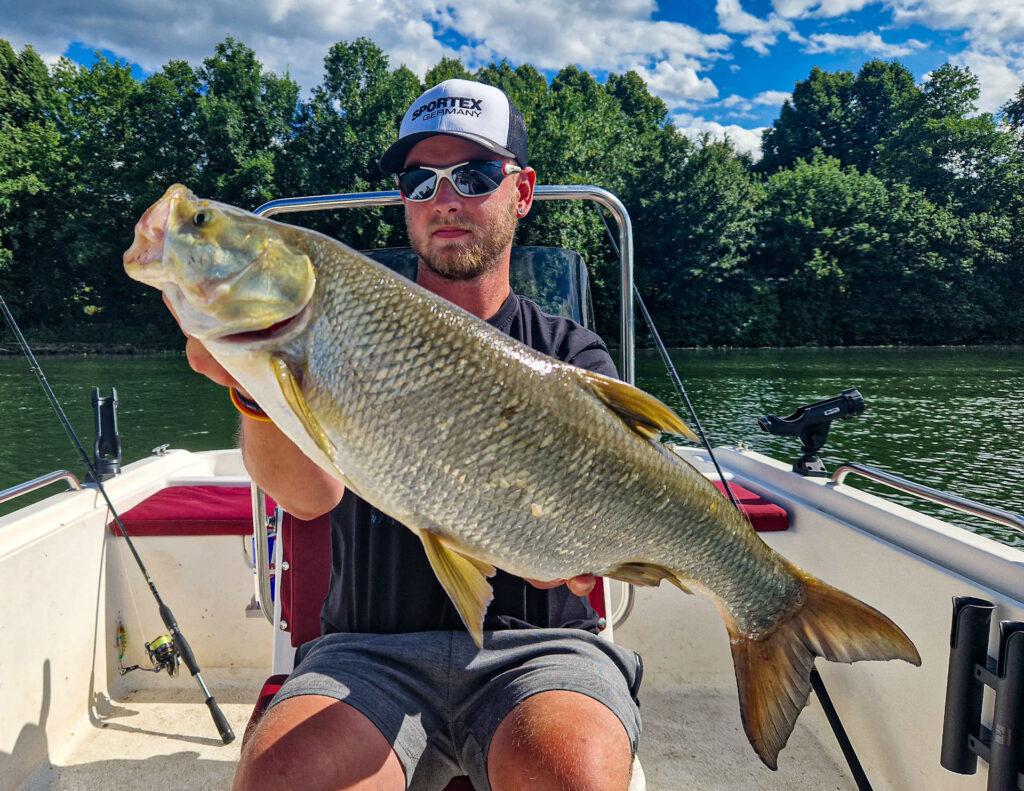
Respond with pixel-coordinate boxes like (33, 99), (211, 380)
(942, 596), (995, 773)
(989, 622), (1024, 791)
(940, 595), (1024, 791)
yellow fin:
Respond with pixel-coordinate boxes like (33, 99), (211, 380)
(607, 562), (693, 593)
(419, 531), (495, 648)
(271, 356), (338, 465)
(728, 571), (920, 769)
(579, 370), (699, 443)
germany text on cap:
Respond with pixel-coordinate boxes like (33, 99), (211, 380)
(379, 78), (528, 174)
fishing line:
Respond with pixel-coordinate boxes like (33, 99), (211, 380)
(593, 207), (740, 510)
(595, 207), (874, 791)
(0, 291), (235, 745)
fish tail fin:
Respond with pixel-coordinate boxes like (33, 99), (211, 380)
(728, 571), (921, 769)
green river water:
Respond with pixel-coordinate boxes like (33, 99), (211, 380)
(1, 347), (1022, 546)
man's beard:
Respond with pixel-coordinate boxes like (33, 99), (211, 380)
(410, 191), (519, 281)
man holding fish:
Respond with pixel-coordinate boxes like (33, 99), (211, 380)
(169, 79), (644, 791)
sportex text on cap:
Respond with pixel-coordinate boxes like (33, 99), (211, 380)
(379, 78), (528, 174)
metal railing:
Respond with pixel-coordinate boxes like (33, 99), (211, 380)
(831, 461), (1024, 536)
(0, 470), (82, 507)
(253, 185), (636, 384)
(251, 484), (276, 623)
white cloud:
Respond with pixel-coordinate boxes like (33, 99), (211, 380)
(883, 1), (1024, 114)
(0, 0), (449, 94)
(716, 0), (795, 54)
(889, 0), (1024, 46)
(949, 50), (1024, 114)
(673, 112), (765, 159)
(715, 90), (791, 118)
(753, 89), (792, 106)
(439, 1), (730, 103)
(0, 0), (732, 107)
(804, 31), (927, 57)
(772, 0), (873, 18)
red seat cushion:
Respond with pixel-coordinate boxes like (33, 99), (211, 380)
(243, 673), (288, 747)
(110, 485), (276, 536)
(711, 481), (789, 531)
(279, 512), (332, 647)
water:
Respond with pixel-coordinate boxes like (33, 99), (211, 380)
(1, 348), (1022, 546)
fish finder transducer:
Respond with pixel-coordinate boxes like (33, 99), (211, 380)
(757, 388), (865, 477)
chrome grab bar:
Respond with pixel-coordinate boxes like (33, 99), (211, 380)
(253, 185), (635, 384)
(251, 484), (275, 624)
(0, 470), (82, 506)
(830, 462), (1024, 536)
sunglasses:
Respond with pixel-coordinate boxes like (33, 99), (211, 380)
(397, 160), (522, 202)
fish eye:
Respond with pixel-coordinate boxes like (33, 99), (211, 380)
(194, 210), (212, 226)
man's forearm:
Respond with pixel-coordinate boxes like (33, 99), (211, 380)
(240, 417), (345, 520)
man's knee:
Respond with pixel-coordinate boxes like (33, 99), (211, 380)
(234, 694), (406, 791)
(487, 690), (633, 791)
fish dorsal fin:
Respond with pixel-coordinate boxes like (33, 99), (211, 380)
(271, 356), (343, 475)
(579, 370), (698, 443)
(419, 531), (496, 648)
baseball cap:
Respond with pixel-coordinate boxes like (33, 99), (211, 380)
(379, 78), (528, 174)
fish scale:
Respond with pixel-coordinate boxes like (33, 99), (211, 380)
(124, 184), (920, 770)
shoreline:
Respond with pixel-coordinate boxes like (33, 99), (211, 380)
(0, 342), (179, 356)
(1, 342), (1020, 356)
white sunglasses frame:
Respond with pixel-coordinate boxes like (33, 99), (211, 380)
(397, 160), (523, 202)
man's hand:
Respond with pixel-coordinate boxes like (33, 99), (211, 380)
(163, 294), (242, 391)
(526, 575), (597, 597)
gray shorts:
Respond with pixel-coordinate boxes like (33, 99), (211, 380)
(270, 628), (643, 790)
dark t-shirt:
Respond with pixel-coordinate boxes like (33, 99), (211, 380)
(320, 291), (618, 636)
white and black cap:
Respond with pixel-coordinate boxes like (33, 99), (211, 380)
(379, 78), (528, 174)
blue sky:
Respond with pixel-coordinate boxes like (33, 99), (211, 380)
(3, 0), (1022, 157)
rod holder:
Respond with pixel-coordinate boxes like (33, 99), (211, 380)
(940, 596), (1024, 791)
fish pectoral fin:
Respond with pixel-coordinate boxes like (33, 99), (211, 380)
(579, 370), (699, 443)
(419, 531), (496, 648)
(270, 356), (341, 470)
(607, 562), (693, 593)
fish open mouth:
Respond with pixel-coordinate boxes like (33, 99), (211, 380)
(219, 302), (310, 345)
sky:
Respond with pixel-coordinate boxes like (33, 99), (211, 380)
(2, 0), (1023, 159)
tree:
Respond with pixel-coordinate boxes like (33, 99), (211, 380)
(753, 155), (987, 344)
(424, 57), (471, 86)
(636, 133), (765, 346)
(193, 36), (299, 209)
(0, 41), (63, 315)
(278, 38), (420, 248)
(759, 66), (855, 173)
(877, 65), (1016, 212)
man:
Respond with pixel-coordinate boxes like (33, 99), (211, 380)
(177, 79), (642, 791)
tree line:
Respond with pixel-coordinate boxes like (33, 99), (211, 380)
(1, 36), (1022, 348)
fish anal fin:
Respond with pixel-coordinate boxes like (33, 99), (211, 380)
(419, 531), (496, 648)
(729, 572), (921, 769)
(579, 370), (699, 443)
(270, 356), (339, 465)
(607, 562), (693, 593)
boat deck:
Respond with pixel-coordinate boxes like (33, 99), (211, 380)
(20, 669), (851, 790)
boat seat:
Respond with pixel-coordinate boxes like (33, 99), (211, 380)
(243, 509), (632, 790)
(111, 484), (276, 536)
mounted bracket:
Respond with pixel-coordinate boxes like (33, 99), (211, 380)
(757, 387), (864, 477)
(941, 596), (1024, 791)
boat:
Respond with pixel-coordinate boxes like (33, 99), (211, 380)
(2, 186), (1022, 791)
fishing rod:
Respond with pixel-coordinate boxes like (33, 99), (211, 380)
(595, 208), (874, 791)
(0, 292), (235, 745)
(594, 208), (740, 509)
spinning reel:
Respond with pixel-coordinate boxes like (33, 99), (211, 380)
(117, 626), (180, 677)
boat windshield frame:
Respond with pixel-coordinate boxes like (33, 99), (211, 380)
(253, 186), (636, 384)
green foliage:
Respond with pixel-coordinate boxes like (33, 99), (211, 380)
(1, 36), (1021, 349)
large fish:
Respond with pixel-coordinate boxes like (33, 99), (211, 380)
(124, 184), (920, 769)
